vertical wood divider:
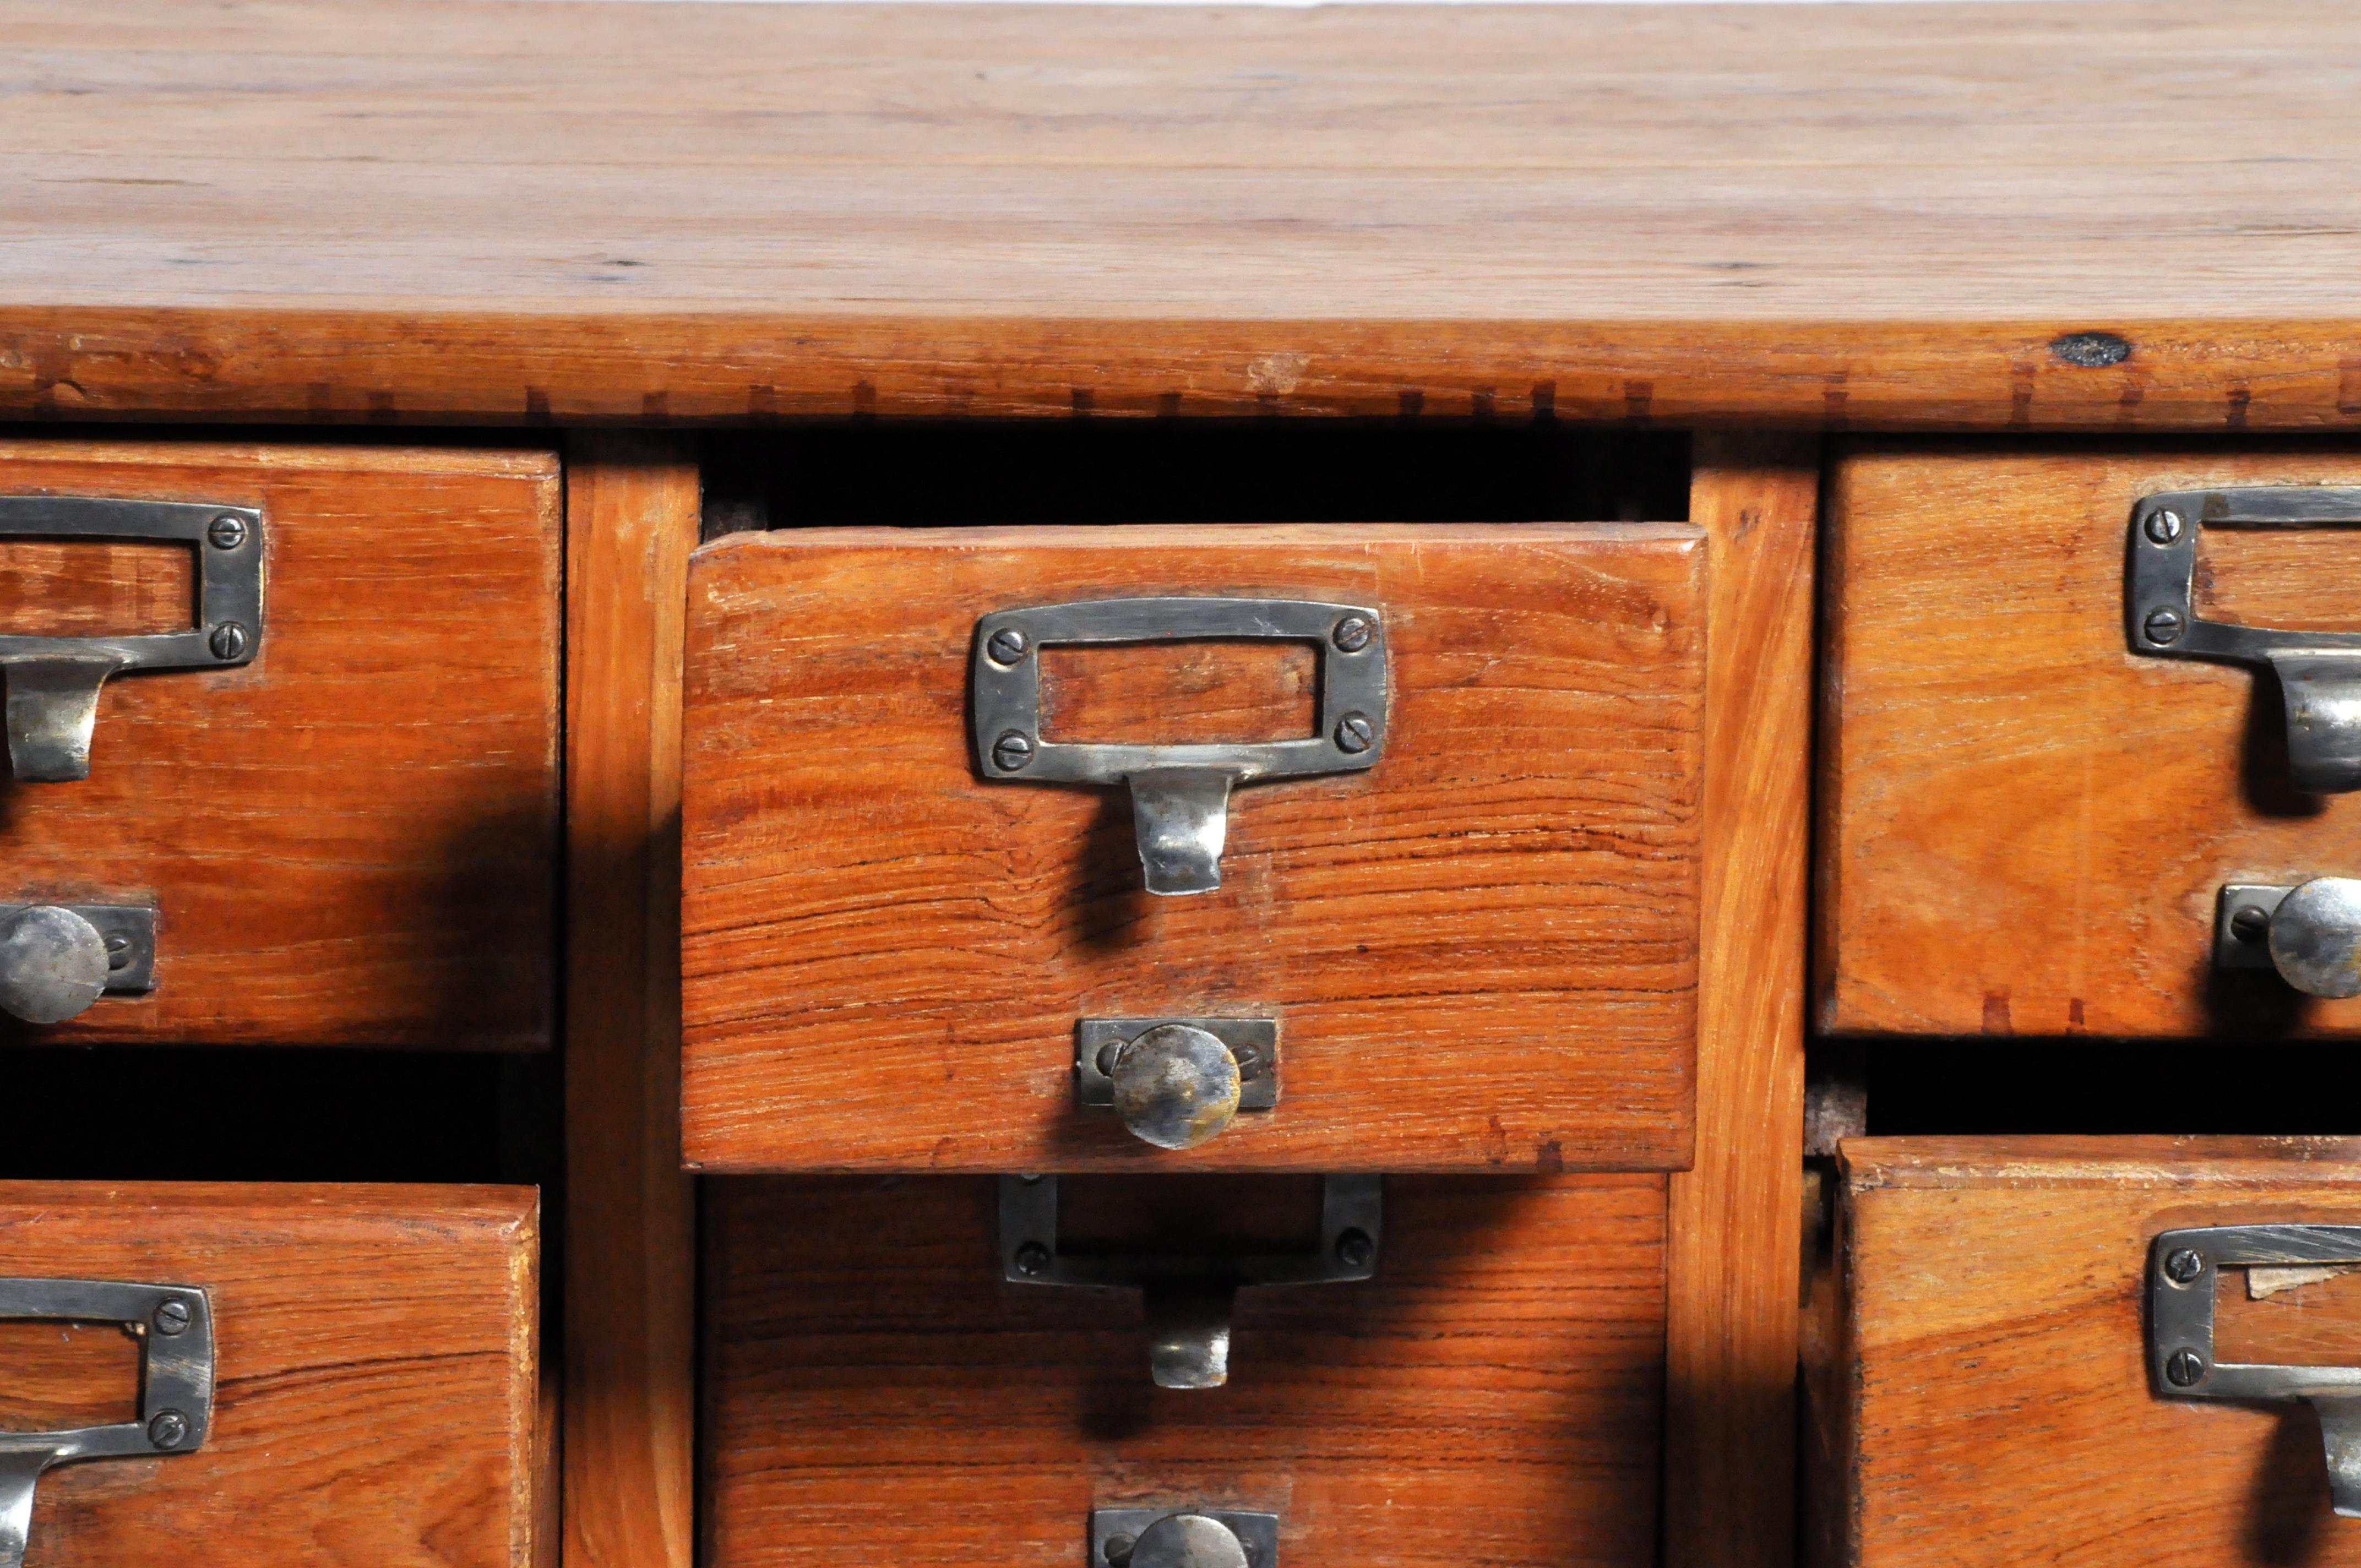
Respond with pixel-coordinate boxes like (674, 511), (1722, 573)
(1664, 432), (1821, 1568)
(562, 433), (699, 1568)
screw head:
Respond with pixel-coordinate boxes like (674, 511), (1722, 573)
(209, 622), (249, 661)
(1331, 615), (1374, 654)
(151, 1298), (191, 1336)
(986, 627), (1030, 666)
(2163, 1248), (2206, 1285)
(105, 932), (132, 971)
(1332, 712), (1375, 754)
(2143, 607), (2185, 646)
(206, 514), (249, 551)
(1103, 1533), (1138, 1567)
(1232, 1042), (1265, 1080)
(1013, 1241), (1052, 1277)
(991, 730), (1034, 771)
(1335, 1227), (1375, 1268)
(2145, 509), (2185, 546)
(148, 1409), (191, 1449)
(2229, 905), (2272, 944)
(2165, 1348), (2207, 1387)
(1096, 1040), (1125, 1078)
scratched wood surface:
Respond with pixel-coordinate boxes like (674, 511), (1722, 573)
(0, 1182), (540, 1568)
(702, 1174), (1665, 1568)
(561, 437), (698, 1568)
(679, 524), (1704, 1173)
(1819, 443), (2361, 1038)
(0, 2), (2358, 427)
(0, 440), (561, 1048)
(1815, 1137), (2361, 1568)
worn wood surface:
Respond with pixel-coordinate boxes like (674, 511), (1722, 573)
(1820, 443), (2361, 1038)
(0, 1182), (539, 1568)
(1819, 1137), (2361, 1568)
(703, 1174), (1666, 1568)
(0, 2), (2358, 427)
(0, 441), (561, 1047)
(680, 524), (1704, 1172)
(561, 436), (698, 1568)
(1663, 437), (1818, 1568)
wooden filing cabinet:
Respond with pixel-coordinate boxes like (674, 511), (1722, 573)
(0, 1182), (539, 1568)
(0, 442), (562, 1049)
(680, 523), (1707, 1173)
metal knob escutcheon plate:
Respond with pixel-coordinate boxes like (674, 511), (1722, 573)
(2217, 879), (2361, 998)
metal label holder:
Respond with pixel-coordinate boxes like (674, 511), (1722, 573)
(2150, 1225), (2361, 1517)
(970, 597), (1386, 896)
(2128, 488), (2361, 793)
(0, 497), (263, 782)
(1001, 1173), (1378, 1390)
(0, 1278), (214, 1568)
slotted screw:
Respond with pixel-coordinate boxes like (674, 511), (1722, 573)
(1103, 1533), (1138, 1567)
(2163, 1248), (2206, 1285)
(1333, 712), (1374, 754)
(1336, 1228), (1375, 1268)
(2143, 608), (2185, 645)
(987, 628), (1029, 666)
(210, 622), (249, 661)
(2229, 906), (2272, 944)
(2166, 1348), (2207, 1387)
(1332, 616), (1374, 653)
(992, 731), (1035, 771)
(2145, 510), (2185, 546)
(151, 1298), (191, 1336)
(148, 1409), (190, 1449)
(1013, 1242), (1051, 1277)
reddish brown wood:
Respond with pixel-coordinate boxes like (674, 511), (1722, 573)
(0, 440), (561, 1048)
(562, 435), (698, 1568)
(701, 1174), (1666, 1568)
(1664, 437), (1820, 1568)
(1815, 1138), (2361, 1568)
(0, 1182), (540, 1568)
(1820, 443), (2361, 1038)
(679, 524), (1705, 1172)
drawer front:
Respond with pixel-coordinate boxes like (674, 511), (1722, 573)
(681, 522), (1705, 1172)
(703, 1174), (1663, 1568)
(0, 1182), (538, 1568)
(0, 442), (560, 1048)
(1822, 444), (2361, 1037)
(1819, 1137), (2361, 1568)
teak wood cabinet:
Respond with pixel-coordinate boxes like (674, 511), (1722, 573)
(3, 2), (2359, 1567)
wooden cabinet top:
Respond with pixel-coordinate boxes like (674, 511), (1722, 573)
(3, 0), (2355, 426)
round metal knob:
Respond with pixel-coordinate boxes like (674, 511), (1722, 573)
(2270, 877), (2361, 999)
(1127, 1513), (1249, 1568)
(0, 905), (109, 1024)
(1106, 1023), (1242, 1151)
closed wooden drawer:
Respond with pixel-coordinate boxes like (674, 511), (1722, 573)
(0, 442), (559, 1048)
(1821, 444), (2361, 1038)
(680, 522), (1705, 1172)
(1810, 1137), (2361, 1568)
(0, 1182), (538, 1568)
(703, 1174), (1663, 1568)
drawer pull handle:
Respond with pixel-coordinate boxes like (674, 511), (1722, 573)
(0, 903), (157, 1023)
(1092, 1507), (1279, 1568)
(0, 497), (264, 782)
(2129, 488), (2361, 793)
(1002, 1173), (1377, 1389)
(2150, 1226), (2361, 1516)
(1076, 1016), (1280, 1150)
(2216, 880), (2361, 997)
(0, 1278), (214, 1568)
(971, 597), (1386, 896)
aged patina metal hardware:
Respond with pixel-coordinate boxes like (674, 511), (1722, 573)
(2129, 488), (2361, 793)
(0, 1278), (214, 1568)
(0, 497), (263, 782)
(1091, 1507), (1279, 1568)
(1000, 1173), (1378, 1389)
(0, 903), (157, 1025)
(1076, 1017), (1279, 1151)
(2216, 880), (2361, 998)
(971, 597), (1386, 895)
(2151, 1226), (2361, 1516)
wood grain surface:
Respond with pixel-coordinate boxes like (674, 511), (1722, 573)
(0, 440), (561, 1048)
(0, 1182), (539, 1568)
(1820, 443), (2361, 1038)
(680, 524), (1704, 1172)
(0, 2), (2357, 427)
(561, 436), (698, 1568)
(1818, 1137), (2361, 1568)
(701, 1174), (1666, 1568)
(1663, 437), (1819, 1568)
